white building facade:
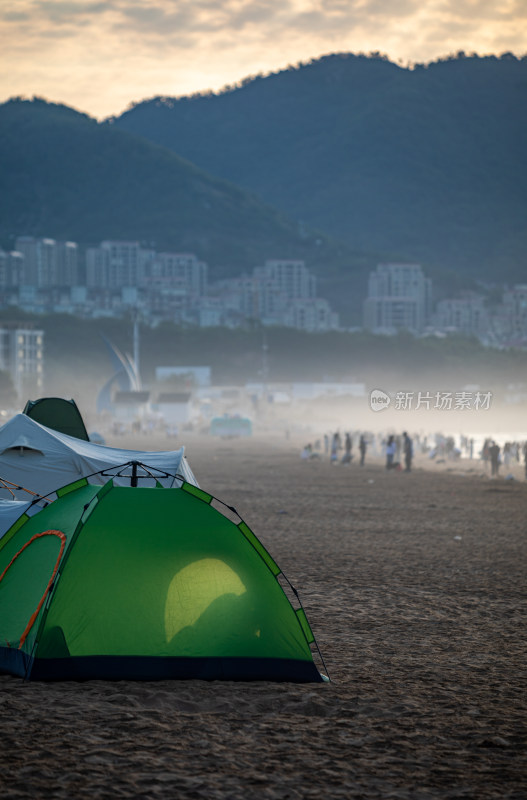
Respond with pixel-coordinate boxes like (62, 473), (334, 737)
(432, 293), (489, 337)
(0, 324), (44, 397)
(364, 263), (432, 333)
(206, 260), (338, 331)
(3, 237), (338, 332)
(14, 237), (79, 287)
(500, 284), (527, 341)
(85, 241), (154, 289)
(0, 249), (24, 288)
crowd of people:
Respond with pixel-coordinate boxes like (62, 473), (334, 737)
(300, 430), (527, 478)
(479, 438), (527, 477)
(301, 430), (411, 470)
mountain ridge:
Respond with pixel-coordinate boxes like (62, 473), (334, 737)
(113, 52), (527, 283)
(2, 52), (526, 326)
(0, 96), (364, 282)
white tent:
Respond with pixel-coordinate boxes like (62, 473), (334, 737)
(0, 414), (198, 500)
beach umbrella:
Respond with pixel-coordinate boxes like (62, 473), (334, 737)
(0, 472), (326, 682)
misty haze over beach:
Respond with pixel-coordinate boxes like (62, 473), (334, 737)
(1, 1), (526, 797)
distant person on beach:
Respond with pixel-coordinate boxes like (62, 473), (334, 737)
(342, 432), (353, 464)
(359, 434), (367, 466)
(482, 438), (491, 470)
(301, 443), (320, 460)
(330, 433), (339, 463)
(301, 443), (312, 460)
(489, 441), (501, 477)
(403, 431), (413, 472)
(386, 435), (396, 469)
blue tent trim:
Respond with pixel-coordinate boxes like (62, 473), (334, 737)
(0, 646), (31, 679)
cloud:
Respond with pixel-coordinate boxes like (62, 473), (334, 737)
(2, 10), (32, 21)
(108, 0), (296, 37)
(3, 0), (524, 38)
(34, 0), (113, 24)
(0, 0), (525, 118)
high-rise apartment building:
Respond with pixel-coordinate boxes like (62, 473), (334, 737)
(86, 241), (154, 288)
(15, 236), (57, 286)
(0, 249), (24, 288)
(206, 260), (339, 330)
(56, 241), (79, 285)
(496, 285), (527, 342)
(0, 324), (44, 397)
(433, 293), (488, 336)
(149, 253), (207, 296)
(13, 237), (79, 287)
(363, 263), (432, 333)
(283, 298), (339, 332)
(261, 259), (317, 300)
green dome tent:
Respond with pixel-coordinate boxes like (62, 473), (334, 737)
(0, 470), (326, 682)
(23, 397), (90, 441)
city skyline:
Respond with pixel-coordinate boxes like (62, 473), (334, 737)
(1, 1), (526, 119)
(2, 236), (526, 347)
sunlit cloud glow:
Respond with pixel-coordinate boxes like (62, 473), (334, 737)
(1, 0), (525, 118)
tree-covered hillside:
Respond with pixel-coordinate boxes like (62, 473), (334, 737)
(114, 53), (527, 283)
(0, 97), (360, 283)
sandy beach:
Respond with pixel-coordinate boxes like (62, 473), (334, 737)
(1, 434), (526, 799)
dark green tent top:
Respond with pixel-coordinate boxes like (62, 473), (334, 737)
(23, 398), (90, 441)
(0, 477), (326, 682)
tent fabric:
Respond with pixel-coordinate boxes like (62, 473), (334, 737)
(0, 500), (33, 541)
(0, 414), (197, 499)
(23, 398), (90, 441)
(0, 480), (323, 682)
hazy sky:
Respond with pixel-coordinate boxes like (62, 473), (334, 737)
(1, 0), (526, 119)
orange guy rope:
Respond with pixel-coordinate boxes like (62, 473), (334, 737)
(0, 530), (67, 649)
